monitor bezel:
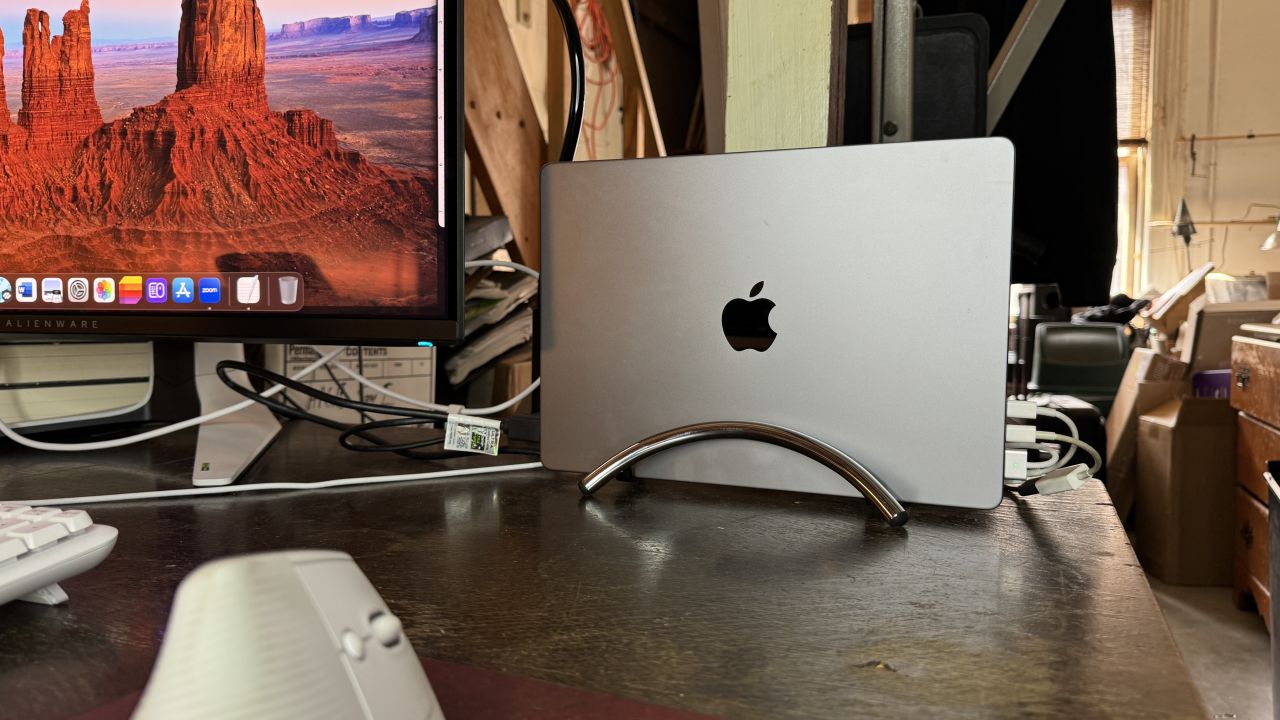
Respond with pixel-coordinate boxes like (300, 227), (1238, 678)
(0, 1), (464, 348)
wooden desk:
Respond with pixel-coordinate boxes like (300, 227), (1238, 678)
(0, 423), (1204, 719)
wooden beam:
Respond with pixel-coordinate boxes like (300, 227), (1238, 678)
(464, 0), (548, 269)
(623, 87), (646, 158)
(828, 0), (848, 143)
(707, 0), (848, 152)
(547, 0), (568, 161)
(696, 0), (727, 154)
(600, 0), (667, 157)
(685, 78), (705, 152)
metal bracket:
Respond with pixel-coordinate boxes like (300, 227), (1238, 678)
(871, 0), (916, 142)
(578, 421), (909, 526)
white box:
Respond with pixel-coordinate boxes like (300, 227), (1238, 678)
(272, 345), (436, 423)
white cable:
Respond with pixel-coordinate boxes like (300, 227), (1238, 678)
(1037, 407), (1079, 439)
(313, 259), (542, 417)
(14, 462), (544, 507)
(1005, 441), (1057, 467)
(465, 259), (540, 280)
(1004, 443), (1058, 487)
(323, 358), (452, 411)
(1035, 432), (1101, 475)
(1034, 407), (1079, 470)
(0, 347), (348, 453)
(323, 358), (540, 416)
(458, 379), (540, 415)
(1026, 448), (1061, 470)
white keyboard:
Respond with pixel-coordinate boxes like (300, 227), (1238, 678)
(0, 504), (117, 606)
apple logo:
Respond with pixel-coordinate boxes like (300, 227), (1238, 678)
(721, 281), (778, 352)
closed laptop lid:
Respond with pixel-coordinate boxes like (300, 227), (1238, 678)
(541, 138), (1014, 509)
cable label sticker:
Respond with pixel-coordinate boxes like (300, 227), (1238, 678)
(444, 414), (502, 456)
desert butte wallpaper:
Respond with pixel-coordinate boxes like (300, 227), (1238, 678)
(0, 0), (441, 312)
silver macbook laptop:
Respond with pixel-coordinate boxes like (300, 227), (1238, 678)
(541, 139), (1014, 509)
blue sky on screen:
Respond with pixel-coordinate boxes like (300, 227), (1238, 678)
(0, 0), (435, 43)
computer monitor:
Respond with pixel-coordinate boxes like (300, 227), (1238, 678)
(0, 0), (461, 485)
(0, 0), (462, 345)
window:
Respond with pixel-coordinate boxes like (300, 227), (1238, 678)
(1112, 0), (1153, 296)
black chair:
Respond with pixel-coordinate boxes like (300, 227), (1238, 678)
(1028, 322), (1130, 416)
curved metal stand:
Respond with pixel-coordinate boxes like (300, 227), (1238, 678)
(579, 422), (909, 527)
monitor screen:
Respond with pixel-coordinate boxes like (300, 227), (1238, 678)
(0, 0), (461, 344)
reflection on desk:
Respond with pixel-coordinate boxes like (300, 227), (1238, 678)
(0, 423), (1205, 719)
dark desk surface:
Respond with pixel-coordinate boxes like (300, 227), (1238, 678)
(0, 423), (1204, 719)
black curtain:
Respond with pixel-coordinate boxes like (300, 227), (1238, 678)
(922, 0), (1119, 307)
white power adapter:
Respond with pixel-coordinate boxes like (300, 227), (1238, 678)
(1012, 464), (1092, 497)
(1004, 449), (1029, 480)
(1003, 399), (1096, 497)
(1005, 399), (1038, 420)
(1004, 424), (1038, 444)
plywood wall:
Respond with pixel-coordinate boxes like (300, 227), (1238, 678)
(701, 0), (847, 153)
(1145, 0), (1280, 292)
(470, 0), (630, 214)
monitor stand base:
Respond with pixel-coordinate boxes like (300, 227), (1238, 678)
(191, 343), (281, 487)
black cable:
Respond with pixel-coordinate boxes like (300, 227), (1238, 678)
(354, 347), (371, 424)
(215, 360), (457, 461)
(217, 360), (539, 461)
(321, 360), (371, 425)
(216, 364), (352, 430)
(340, 418), (451, 453)
(551, 0), (586, 162)
(279, 393), (307, 414)
(340, 417), (539, 457)
(217, 360), (447, 422)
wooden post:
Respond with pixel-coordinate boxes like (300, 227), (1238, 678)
(623, 87), (647, 158)
(600, 0), (667, 157)
(696, 0), (727, 154)
(464, 0), (548, 269)
(699, 0), (849, 153)
(547, 0), (568, 161)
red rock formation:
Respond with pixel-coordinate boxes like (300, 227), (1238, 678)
(393, 10), (428, 28)
(277, 13), (379, 39)
(304, 17), (352, 35)
(412, 12), (435, 43)
(0, 0), (439, 310)
(176, 0), (267, 106)
(68, 97), (384, 228)
(17, 1), (102, 150)
(284, 109), (337, 151)
(0, 29), (9, 135)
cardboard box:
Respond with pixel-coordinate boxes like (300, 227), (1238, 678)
(1179, 299), (1280, 372)
(1135, 397), (1237, 585)
(492, 346), (534, 417)
(267, 345), (437, 424)
(1144, 262), (1213, 339)
(1105, 349), (1189, 520)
